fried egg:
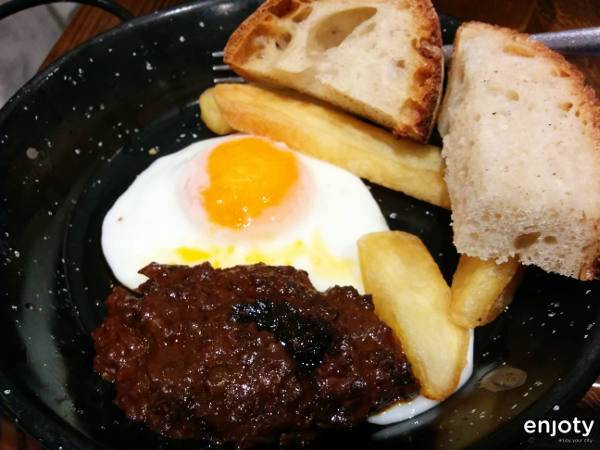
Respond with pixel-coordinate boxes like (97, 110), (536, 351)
(102, 135), (389, 291)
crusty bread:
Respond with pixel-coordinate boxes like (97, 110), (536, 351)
(438, 22), (600, 280)
(224, 0), (443, 142)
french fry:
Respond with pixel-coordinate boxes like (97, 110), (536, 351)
(449, 255), (522, 328)
(213, 83), (450, 209)
(199, 87), (234, 135)
(358, 231), (469, 401)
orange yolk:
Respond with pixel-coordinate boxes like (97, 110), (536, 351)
(201, 137), (299, 229)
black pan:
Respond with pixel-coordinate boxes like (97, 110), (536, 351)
(0, 1), (599, 449)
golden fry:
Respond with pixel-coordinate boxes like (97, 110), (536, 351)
(199, 87), (234, 135)
(358, 231), (469, 400)
(449, 255), (522, 328)
(213, 83), (450, 209)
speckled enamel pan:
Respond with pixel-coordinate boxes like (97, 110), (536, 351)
(0, 1), (599, 449)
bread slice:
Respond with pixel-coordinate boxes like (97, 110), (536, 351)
(224, 0), (443, 142)
(438, 21), (600, 280)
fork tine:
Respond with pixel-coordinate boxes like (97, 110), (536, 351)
(212, 64), (232, 71)
(213, 76), (245, 84)
(211, 49), (244, 83)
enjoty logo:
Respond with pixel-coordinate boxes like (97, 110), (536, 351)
(524, 418), (594, 438)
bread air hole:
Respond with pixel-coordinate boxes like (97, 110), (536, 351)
(254, 24), (291, 51)
(455, 63), (465, 84)
(503, 43), (534, 58)
(292, 6), (313, 23)
(543, 236), (558, 244)
(558, 101), (573, 112)
(307, 7), (377, 53)
(505, 90), (519, 101)
(357, 22), (376, 36)
(268, 0), (300, 18)
(275, 31), (293, 50)
(396, 59), (406, 69)
(414, 67), (430, 85)
(514, 232), (541, 249)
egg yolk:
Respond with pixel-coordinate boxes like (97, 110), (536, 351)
(202, 137), (299, 229)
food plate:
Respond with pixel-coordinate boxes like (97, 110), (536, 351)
(0, 1), (599, 448)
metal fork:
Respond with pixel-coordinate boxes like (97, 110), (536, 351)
(443, 26), (600, 60)
(211, 51), (243, 84)
(211, 26), (600, 83)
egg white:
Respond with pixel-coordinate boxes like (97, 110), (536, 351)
(368, 329), (474, 425)
(102, 134), (389, 291)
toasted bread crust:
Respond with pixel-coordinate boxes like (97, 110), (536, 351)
(225, 0), (443, 143)
(441, 22), (600, 280)
(581, 220), (600, 280)
(400, 0), (443, 141)
(224, 0), (290, 67)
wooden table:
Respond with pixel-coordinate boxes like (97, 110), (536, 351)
(3, 0), (598, 448)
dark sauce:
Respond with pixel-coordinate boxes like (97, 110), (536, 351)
(92, 262), (419, 449)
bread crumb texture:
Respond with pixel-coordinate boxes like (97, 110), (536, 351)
(438, 22), (600, 280)
(224, 0), (442, 142)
